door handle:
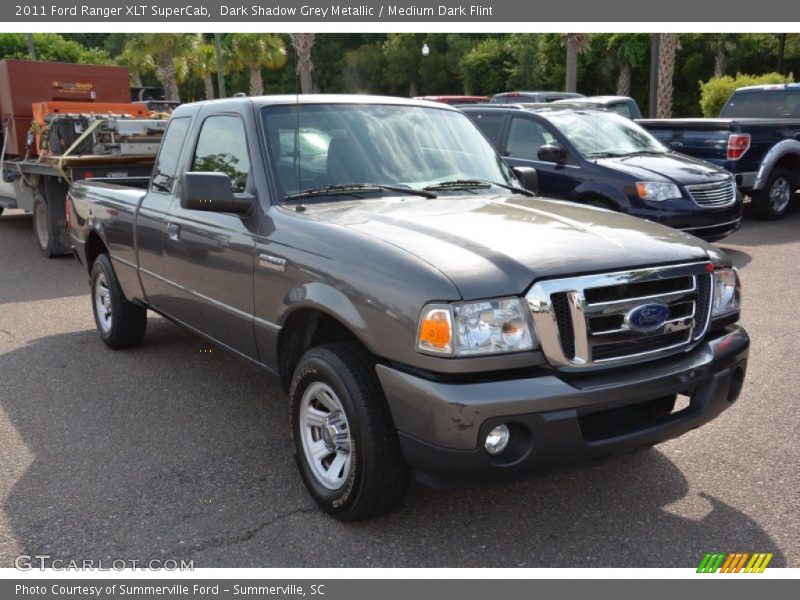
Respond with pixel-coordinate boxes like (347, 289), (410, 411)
(167, 223), (181, 241)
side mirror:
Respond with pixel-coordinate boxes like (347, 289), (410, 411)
(180, 172), (254, 214)
(537, 144), (567, 164)
(512, 166), (539, 195)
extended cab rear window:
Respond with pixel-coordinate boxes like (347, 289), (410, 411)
(151, 117), (191, 193)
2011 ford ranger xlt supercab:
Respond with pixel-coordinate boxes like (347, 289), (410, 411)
(68, 95), (749, 521)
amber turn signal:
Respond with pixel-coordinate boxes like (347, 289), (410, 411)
(417, 307), (453, 355)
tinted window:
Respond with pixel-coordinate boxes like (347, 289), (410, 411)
(150, 117), (190, 193)
(191, 115), (251, 193)
(262, 103), (514, 198)
(470, 113), (505, 145)
(546, 111), (667, 157)
(722, 90), (800, 118)
(505, 117), (556, 159)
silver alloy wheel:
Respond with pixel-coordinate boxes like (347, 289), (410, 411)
(94, 273), (113, 333)
(34, 201), (49, 249)
(298, 381), (353, 490)
(769, 176), (792, 213)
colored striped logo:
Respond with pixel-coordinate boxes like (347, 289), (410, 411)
(697, 552), (773, 573)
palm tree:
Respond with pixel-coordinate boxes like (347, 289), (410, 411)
(607, 34), (649, 97)
(124, 34), (194, 102)
(656, 33), (678, 118)
(190, 39), (217, 100)
(231, 33), (287, 97)
(563, 34), (591, 92)
(25, 34), (37, 60)
(290, 33), (316, 93)
(121, 47), (154, 90)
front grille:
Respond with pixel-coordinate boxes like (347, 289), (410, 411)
(686, 180), (737, 208)
(526, 262), (714, 371)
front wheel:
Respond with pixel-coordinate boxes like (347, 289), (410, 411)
(289, 342), (410, 521)
(90, 254), (147, 349)
(751, 167), (795, 220)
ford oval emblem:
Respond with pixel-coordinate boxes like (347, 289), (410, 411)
(625, 303), (670, 332)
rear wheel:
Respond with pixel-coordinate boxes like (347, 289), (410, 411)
(31, 181), (71, 257)
(751, 167), (795, 220)
(90, 254), (147, 349)
(289, 342), (410, 521)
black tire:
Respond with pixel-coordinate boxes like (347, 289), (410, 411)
(0, 207), (4, 218)
(750, 167), (795, 220)
(90, 253), (147, 349)
(289, 342), (410, 521)
(32, 182), (71, 257)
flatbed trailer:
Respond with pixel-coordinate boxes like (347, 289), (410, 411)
(1, 154), (155, 256)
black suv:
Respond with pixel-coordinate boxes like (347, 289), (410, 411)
(463, 105), (743, 242)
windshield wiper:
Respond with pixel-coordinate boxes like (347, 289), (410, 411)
(423, 179), (534, 197)
(283, 183), (437, 202)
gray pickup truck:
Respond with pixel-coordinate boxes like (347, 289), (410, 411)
(68, 95), (749, 521)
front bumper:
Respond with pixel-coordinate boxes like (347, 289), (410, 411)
(628, 197), (744, 242)
(377, 326), (749, 487)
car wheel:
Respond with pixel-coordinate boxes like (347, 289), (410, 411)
(751, 167), (795, 220)
(90, 253), (147, 349)
(32, 195), (54, 257)
(289, 342), (410, 521)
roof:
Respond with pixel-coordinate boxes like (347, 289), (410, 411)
(733, 83), (800, 93)
(173, 94), (461, 115)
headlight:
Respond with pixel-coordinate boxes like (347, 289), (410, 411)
(417, 298), (536, 356)
(635, 181), (682, 202)
(711, 268), (741, 317)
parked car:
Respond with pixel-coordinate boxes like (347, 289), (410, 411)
(463, 105), (743, 242)
(639, 83), (800, 219)
(491, 91), (585, 104)
(413, 95), (490, 105)
(552, 95), (643, 119)
(68, 95), (748, 521)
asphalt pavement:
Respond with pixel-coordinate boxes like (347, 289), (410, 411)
(0, 203), (798, 568)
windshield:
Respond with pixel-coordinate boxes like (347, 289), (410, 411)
(721, 90), (800, 118)
(261, 103), (516, 199)
(546, 110), (667, 157)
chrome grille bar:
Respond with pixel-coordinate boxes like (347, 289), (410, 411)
(526, 262), (714, 371)
(686, 180), (737, 208)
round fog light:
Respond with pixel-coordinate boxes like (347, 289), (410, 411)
(485, 424), (510, 455)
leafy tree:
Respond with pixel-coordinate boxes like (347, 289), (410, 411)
(124, 34), (194, 101)
(231, 33), (287, 96)
(607, 33), (650, 96)
(189, 39), (217, 100)
(460, 37), (510, 95)
(0, 33), (112, 64)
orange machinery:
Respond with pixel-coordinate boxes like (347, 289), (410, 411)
(31, 101), (150, 155)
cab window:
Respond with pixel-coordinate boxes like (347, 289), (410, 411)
(191, 115), (251, 193)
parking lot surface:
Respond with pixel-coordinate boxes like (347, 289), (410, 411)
(1, 204), (798, 568)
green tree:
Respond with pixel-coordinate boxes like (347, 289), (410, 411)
(460, 37), (510, 95)
(190, 39), (217, 100)
(607, 33), (649, 96)
(231, 33), (287, 96)
(124, 34), (194, 101)
(0, 33), (112, 64)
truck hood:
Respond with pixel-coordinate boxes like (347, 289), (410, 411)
(303, 195), (716, 299)
(595, 152), (731, 185)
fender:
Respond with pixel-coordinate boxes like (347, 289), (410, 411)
(259, 281), (373, 371)
(279, 281), (368, 335)
(574, 181), (633, 210)
(753, 139), (800, 190)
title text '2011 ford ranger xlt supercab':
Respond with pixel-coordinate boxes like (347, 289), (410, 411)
(68, 96), (749, 521)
